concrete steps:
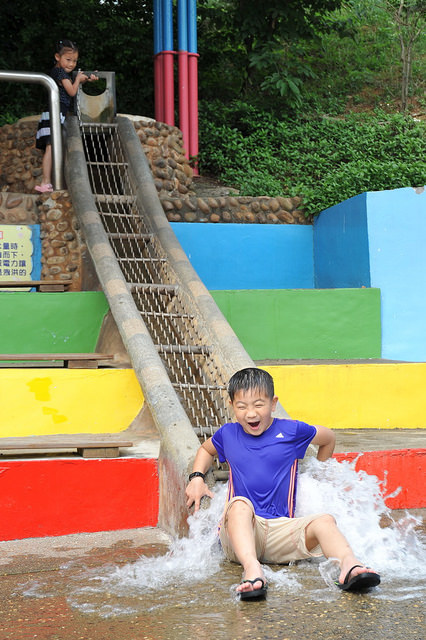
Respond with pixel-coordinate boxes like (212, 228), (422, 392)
(260, 362), (426, 511)
(0, 367), (160, 542)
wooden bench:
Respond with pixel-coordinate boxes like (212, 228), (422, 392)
(0, 436), (133, 458)
(0, 280), (72, 292)
(0, 353), (114, 369)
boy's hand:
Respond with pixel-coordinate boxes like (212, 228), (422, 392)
(185, 477), (214, 511)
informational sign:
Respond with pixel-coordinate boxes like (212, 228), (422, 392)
(0, 225), (41, 290)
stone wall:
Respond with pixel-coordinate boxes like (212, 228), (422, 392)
(162, 193), (307, 224)
(0, 191), (86, 290)
(0, 115), (309, 286)
(131, 116), (309, 225)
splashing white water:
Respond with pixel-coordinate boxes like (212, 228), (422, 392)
(26, 456), (425, 613)
(296, 457), (426, 598)
(100, 487), (226, 595)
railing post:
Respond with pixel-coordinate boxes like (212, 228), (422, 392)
(0, 71), (64, 190)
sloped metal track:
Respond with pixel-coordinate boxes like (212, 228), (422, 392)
(65, 114), (289, 524)
(80, 120), (231, 456)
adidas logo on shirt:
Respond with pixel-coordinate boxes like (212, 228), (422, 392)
(276, 432), (284, 439)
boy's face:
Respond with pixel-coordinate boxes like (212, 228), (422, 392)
(230, 388), (278, 436)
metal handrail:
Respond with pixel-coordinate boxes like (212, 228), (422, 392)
(0, 71), (64, 190)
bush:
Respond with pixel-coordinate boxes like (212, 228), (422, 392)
(198, 100), (426, 217)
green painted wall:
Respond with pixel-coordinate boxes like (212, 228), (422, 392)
(211, 288), (381, 360)
(0, 292), (109, 353)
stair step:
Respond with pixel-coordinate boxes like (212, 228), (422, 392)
(116, 257), (167, 263)
(156, 344), (212, 355)
(95, 194), (136, 204)
(107, 232), (153, 241)
(130, 283), (178, 294)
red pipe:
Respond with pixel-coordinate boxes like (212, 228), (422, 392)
(188, 52), (199, 174)
(154, 53), (164, 123)
(178, 50), (190, 159)
(163, 50), (175, 127)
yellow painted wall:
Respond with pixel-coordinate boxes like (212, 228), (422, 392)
(264, 363), (426, 429)
(0, 369), (144, 437)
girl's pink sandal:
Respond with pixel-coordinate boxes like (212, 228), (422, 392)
(35, 183), (53, 193)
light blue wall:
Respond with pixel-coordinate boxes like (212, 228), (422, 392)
(313, 193), (371, 288)
(366, 188), (426, 361)
(313, 186), (426, 362)
(171, 222), (314, 289)
(172, 187), (426, 361)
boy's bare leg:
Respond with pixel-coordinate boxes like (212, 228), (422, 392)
(225, 500), (265, 594)
(305, 514), (379, 584)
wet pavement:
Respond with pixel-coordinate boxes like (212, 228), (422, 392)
(1, 520), (425, 640)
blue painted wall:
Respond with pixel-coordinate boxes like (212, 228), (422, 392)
(172, 187), (426, 362)
(314, 194), (371, 288)
(367, 188), (426, 361)
(171, 222), (314, 289)
(314, 186), (426, 362)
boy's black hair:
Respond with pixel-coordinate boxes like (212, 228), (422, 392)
(227, 367), (275, 401)
(56, 39), (78, 55)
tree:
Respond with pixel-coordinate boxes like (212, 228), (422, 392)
(198, 0), (347, 107)
(384, 0), (426, 109)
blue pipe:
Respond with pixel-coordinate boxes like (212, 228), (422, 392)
(153, 0), (162, 55)
(187, 0), (197, 54)
(163, 0), (174, 51)
(178, 0), (188, 51)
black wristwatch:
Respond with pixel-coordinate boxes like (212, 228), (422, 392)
(188, 471), (205, 481)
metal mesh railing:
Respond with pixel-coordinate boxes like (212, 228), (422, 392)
(80, 122), (232, 471)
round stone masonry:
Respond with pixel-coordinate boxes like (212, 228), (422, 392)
(0, 191), (84, 289)
(0, 115), (310, 291)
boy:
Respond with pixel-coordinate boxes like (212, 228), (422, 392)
(185, 367), (380, 600)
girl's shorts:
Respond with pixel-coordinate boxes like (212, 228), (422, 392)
(219, 496), (325, 564)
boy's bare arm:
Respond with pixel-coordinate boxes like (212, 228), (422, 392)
(185, 438), (217, 511)
(311, 425), (336, 461)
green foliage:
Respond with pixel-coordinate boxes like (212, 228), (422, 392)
(198, 100), (426, 217)
(198, 0), (347, 105)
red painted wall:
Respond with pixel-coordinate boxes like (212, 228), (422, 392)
(0, 458), (159, 541)
(334, 448), (426, 509)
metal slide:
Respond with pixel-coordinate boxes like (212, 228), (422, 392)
(65, 112), (289, 530)
(79, 118), (232, 452)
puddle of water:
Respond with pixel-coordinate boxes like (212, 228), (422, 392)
(19, 457), (426, 615)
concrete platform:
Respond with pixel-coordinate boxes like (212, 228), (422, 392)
(334, 428), (426, 452)
(0, 520), (425, 640)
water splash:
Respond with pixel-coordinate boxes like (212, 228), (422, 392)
(21, 457), (425, 612)
(296, 457), (426, 599)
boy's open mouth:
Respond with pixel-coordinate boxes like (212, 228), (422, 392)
(247, 420), (261, 429)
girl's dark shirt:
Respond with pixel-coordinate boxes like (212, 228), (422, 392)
(51, 66), (73, 111)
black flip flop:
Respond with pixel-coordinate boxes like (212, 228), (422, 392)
(336, 564), (381, 591)
(239, 577), (268, 601)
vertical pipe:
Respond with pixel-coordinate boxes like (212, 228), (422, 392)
(187, 0), (199, 173)
(163, 0), (175, 126)
(153, 0), (164, 122)
(178, 0), (189, 158)
(0, 71), (63, 190)
(154, 54), (164, 122)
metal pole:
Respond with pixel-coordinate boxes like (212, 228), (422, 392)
(178, 0), (189, 157)
(187, 0), (199, 174)
(162, 0), (175, 126)
(0, 71), (64, 190)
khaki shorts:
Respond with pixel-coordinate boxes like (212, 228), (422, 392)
(219, 496), (324, 564)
